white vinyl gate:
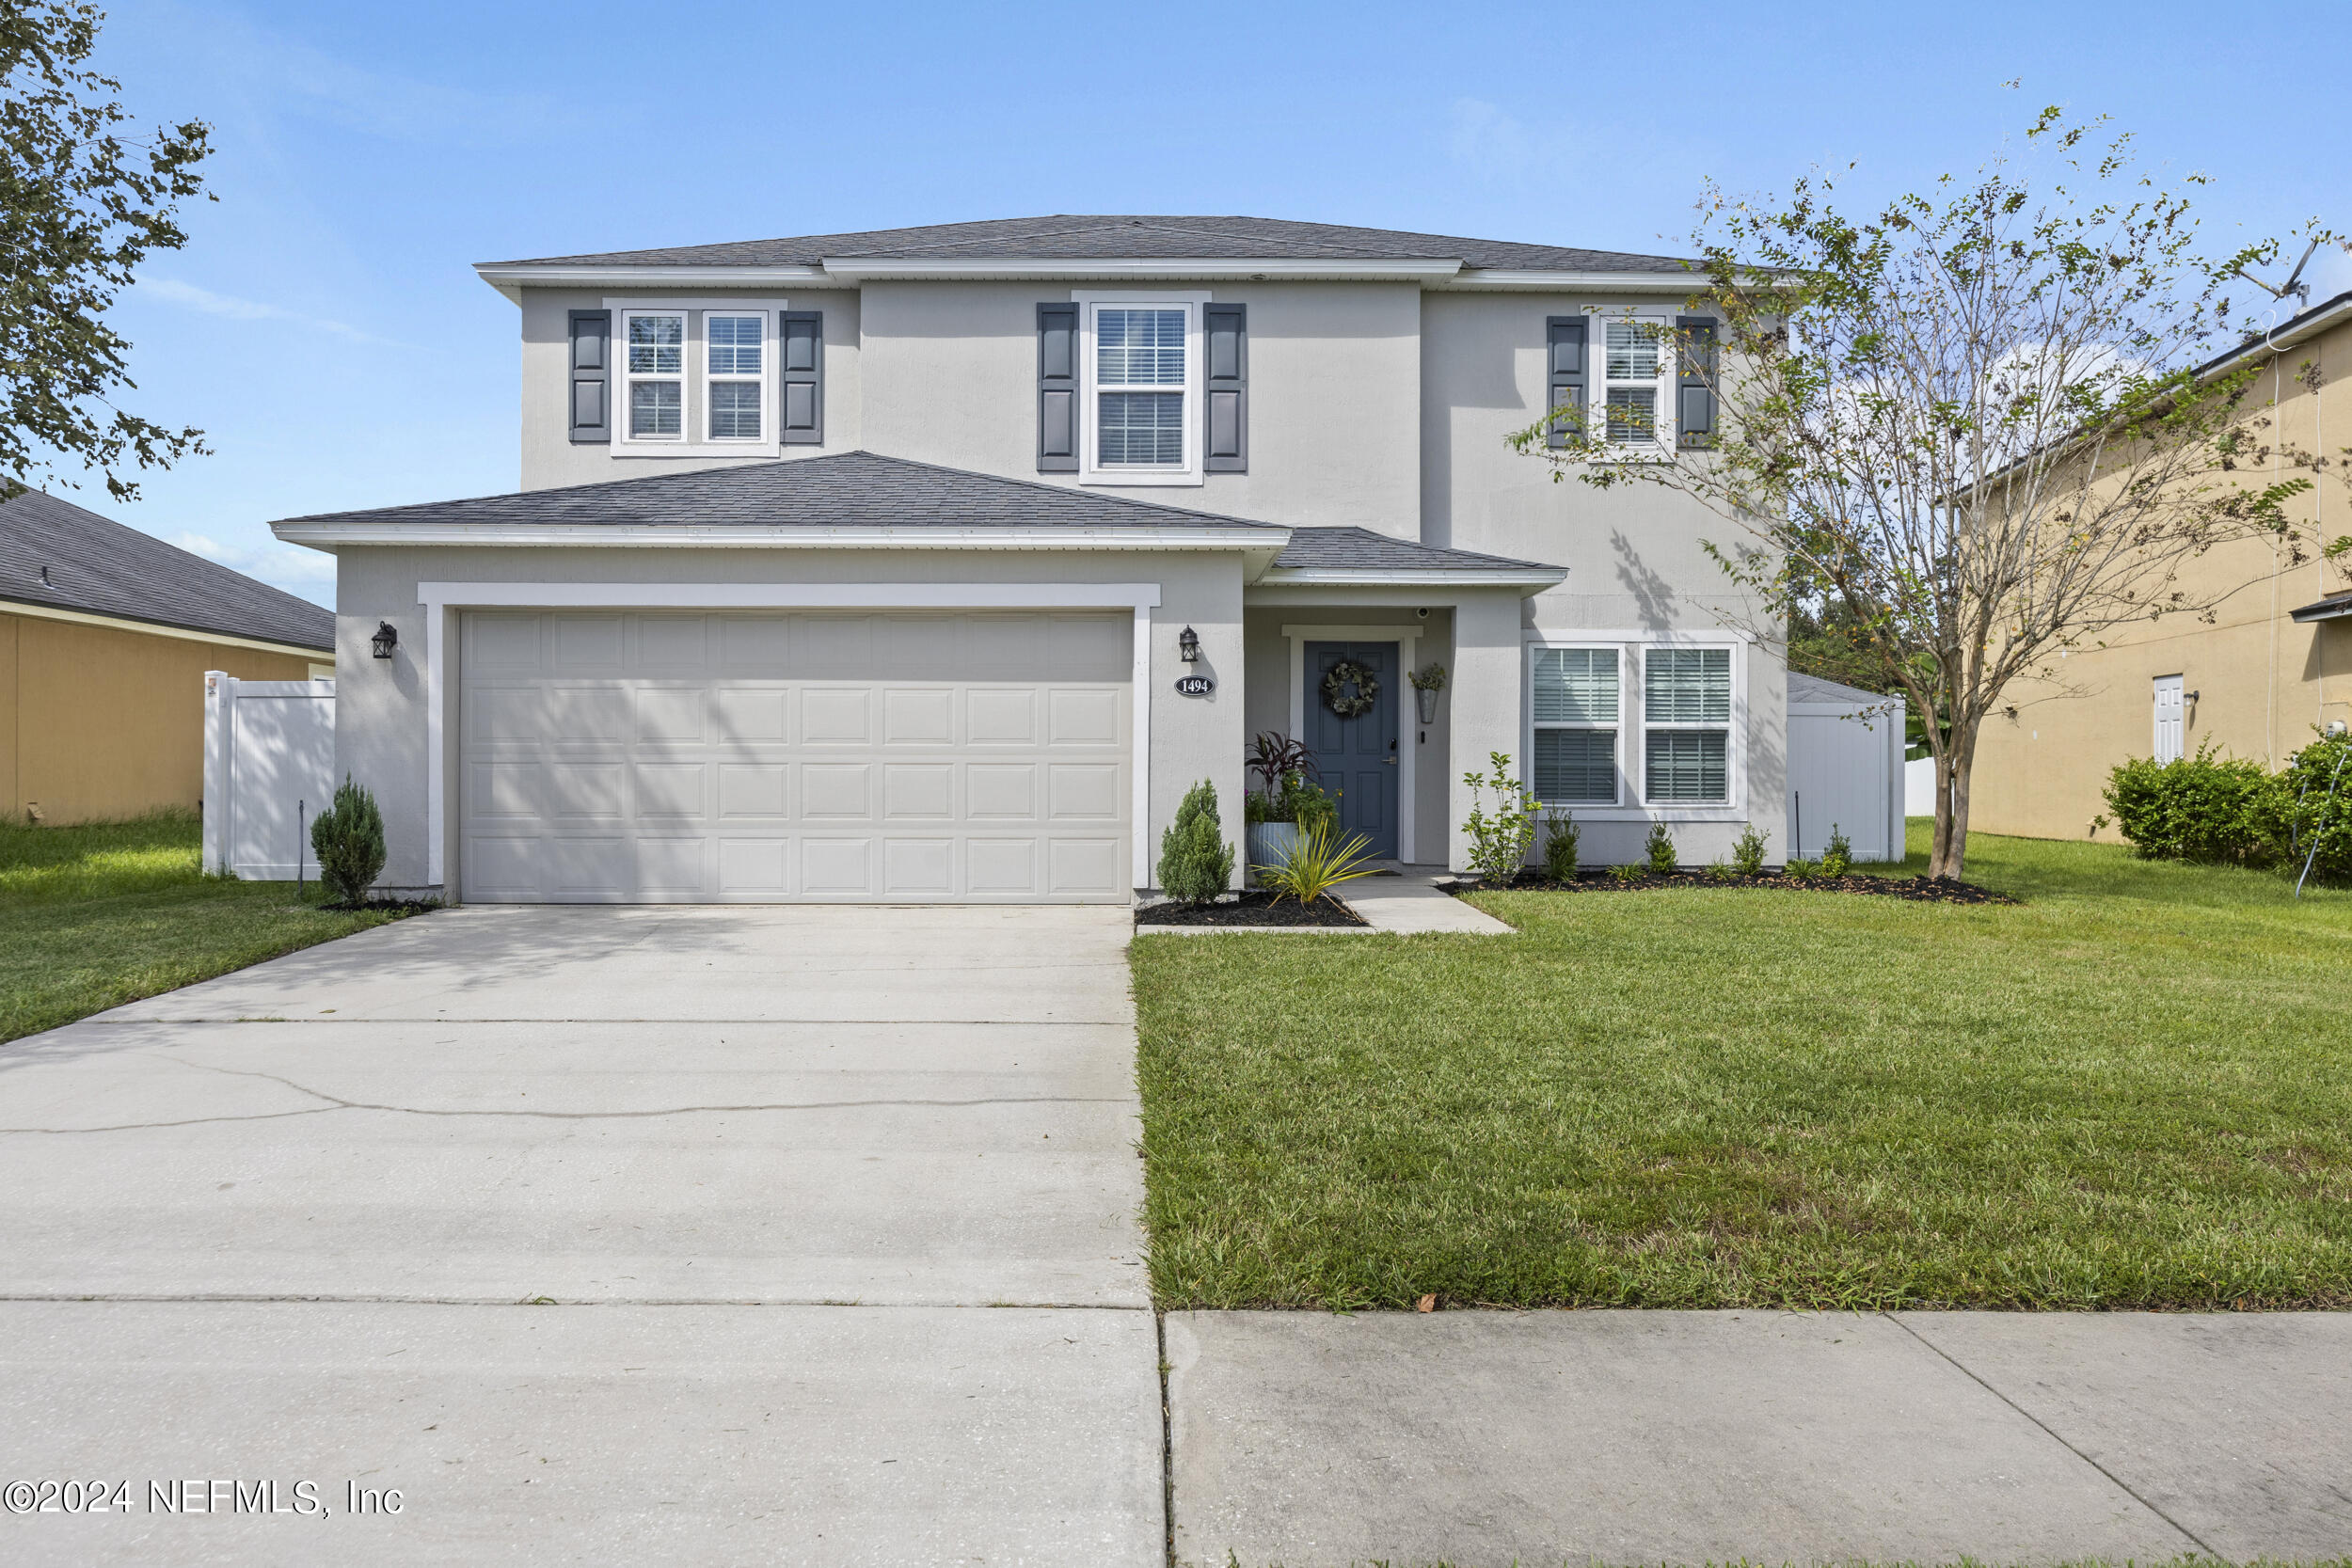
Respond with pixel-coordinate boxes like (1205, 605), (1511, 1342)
(202, 673), (337, 880)
(456, 610), (1134, 904)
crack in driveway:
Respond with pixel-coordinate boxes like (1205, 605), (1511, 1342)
(0, 1055), (1129, 1134)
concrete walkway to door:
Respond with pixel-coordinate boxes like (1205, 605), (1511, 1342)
(0, 905), (1161, 1565)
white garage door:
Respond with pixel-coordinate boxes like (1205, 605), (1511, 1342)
(458, 610), (1133, 903)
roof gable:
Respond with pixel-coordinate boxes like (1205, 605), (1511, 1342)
(0, 489), (334, 652)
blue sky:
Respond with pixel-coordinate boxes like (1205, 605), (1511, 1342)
(62, 0), (2352, 607)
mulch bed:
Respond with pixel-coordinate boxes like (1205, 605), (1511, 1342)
(1446, 870), (2015, 905)
(1136, 891), (1368, 928)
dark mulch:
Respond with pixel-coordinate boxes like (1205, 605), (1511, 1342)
(1136, 891), (1368, 928)
(1445, 869), (2016, 905)
(316, 898), (442, 915)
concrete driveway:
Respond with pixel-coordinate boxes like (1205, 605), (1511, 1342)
(0, 905), (1160, 1565)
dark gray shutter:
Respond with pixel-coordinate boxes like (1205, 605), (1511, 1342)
(1037, 303), (1079, 472)
(1545, 316), (1586, 449)
(780, 311), (822, 446)
(1203, 303), (1248, 472)
(1676, 314), (1717, 449)
(567, 309), (610, 443)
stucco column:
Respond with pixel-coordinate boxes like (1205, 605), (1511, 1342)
(1445, 590), (1527, 872)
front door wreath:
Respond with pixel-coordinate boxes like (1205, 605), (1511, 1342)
(1320, 658), (1381, 719)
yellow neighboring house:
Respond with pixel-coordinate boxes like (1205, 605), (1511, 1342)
(1972, 289), (2352, 841)
(0, 488), (335, 825)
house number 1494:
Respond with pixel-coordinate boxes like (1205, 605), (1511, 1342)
(1173, 675), (1215, 697)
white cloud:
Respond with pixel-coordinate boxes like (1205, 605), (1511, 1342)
(173, 530), (336, 601)
(141, 278), (394, 344)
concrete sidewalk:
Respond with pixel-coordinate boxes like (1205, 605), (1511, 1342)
(1168, 1307), (2352, 1567)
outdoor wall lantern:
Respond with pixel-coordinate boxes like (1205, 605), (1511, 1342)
(1178, 626), (1200, 663)
(371, 621), (399, 660)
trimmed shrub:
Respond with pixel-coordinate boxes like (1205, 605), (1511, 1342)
(1820, 825), (1853, 878)
(1157, 780), (1235, 903)
(2103, 743), (2286, 866)
(1542, 808), (1580, 881)
(1644, 821), (1677, 874)
(1731, 823), (1770, 876)
(2281, 733), (2352, 883)
(310, 775), (387, 906)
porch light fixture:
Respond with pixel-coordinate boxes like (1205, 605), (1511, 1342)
(1178, 626), (1200, 663)
(371, 621), (399, 659)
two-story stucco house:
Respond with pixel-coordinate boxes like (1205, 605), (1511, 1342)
(270, 215), (1787, 904)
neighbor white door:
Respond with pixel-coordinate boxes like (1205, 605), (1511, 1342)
(457, 611), (1132, 903)
(2153, 674), (2185, 764)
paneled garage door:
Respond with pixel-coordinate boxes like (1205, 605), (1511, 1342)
(458, 610), (1133, 903)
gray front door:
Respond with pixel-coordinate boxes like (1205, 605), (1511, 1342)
(1305, 641), (1398, 859)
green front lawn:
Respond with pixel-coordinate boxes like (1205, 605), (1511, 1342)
(0, 812), (418, 1044)
(1131, 826), (2352, 1311)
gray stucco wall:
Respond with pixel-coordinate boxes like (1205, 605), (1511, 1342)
(842, 279), (1422, 533)
(518, 286), (864, 491)
(331, 545), (1247, 897)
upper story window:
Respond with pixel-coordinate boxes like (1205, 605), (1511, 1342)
(1602, 317), (1671, 447)
(706, 314), (764, 441)
(624, 311), (685, 440)
(1075, 295), (1204, 485)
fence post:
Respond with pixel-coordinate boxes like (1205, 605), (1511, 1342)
(202, 673), (230, 875)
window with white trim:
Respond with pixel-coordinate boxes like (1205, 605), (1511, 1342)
(623, 311), (685, 440)
(1644, 647), (1731, 802)
(1601, 316), (1673, 448)
(1531, 647), (1620, 804)
(1096, 306), (1186, 466)
(706, 313), (764, 441)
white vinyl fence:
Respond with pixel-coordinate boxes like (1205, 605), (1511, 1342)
(1787, 680), (1907, 863)
(202, 672), (336, 880)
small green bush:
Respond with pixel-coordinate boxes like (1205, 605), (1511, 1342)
(2104, 742), (2285, 866)
(1157, 780), (1235, 903)
(1820, 825), (1853, 878)
(1541, 809), (1580, 881)
(1460, 752), (1538, 884)
(2281, 732), (2352, 883)
(1731, 824), (1769, 877)
(1607, 861), (1645, 884)
(1784, 856), (1820, 881)
(310, 775), (388, 906)
(1705, 860), (1737, 883)
(1644, 821), (1677, 874)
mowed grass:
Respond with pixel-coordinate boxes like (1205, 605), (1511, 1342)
(1131, 824), (2352, 1310)
(0, 811), (417, 1044)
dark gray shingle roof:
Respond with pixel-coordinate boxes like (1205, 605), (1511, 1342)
(273, 451), (1289, 534)
(489, 215), (1692, 275)
(0, 489), (334, 652)
(1273, 527), (1554, 574)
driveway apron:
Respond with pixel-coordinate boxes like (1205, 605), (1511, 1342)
(0, 905), (1161, 1566)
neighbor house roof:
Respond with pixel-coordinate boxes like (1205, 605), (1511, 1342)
(268, 451), (1567, 587)
(0, 488), (335, 654)
(2288, 588), (2352, 624)
(482, 214), (1692, 277)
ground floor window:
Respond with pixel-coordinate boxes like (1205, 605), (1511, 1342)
(1528, 639), (1740, 812)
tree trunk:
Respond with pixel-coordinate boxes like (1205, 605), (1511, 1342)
(1928, 721), (1978, 879)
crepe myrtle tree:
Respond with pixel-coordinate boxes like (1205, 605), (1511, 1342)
(0, 0), (213, 501)
(1511, 107), (2331, 879)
